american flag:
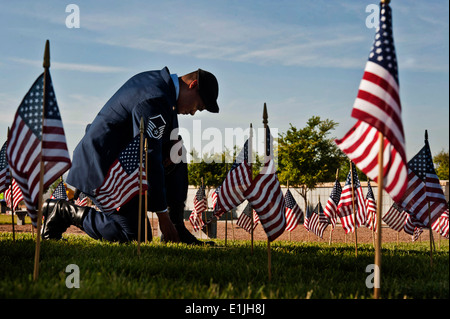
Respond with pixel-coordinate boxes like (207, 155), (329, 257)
(93, 133), (147, 212)
(210, 186), (220, 212)
(397, 136), (447, 227)
(245, 159), (285, 241)
(245, 124), (286, 241)
(6, 72), (71, 226)
(404, 214), (423, 241)
(5, 179), (24, 211)
(244, 126), (286, 242)
(284, 189), (303, 232)
(382, 203), (408, 232)
(336, 162), (367, 234)
(412, 227), (423, 242)
(335, 2), (408, 204)
(215, 139), (252, 218)
(432, 209), (449, 239)
(0, 141), (11, 194)
(319, 201), (330, 225)
(236, 202), (259, 233)
(50, 181), (68, 200)
(365, 180), (377, 232)
(305, 202), (328, 239)
(74, 192), (88, 206)
(189, 186), (206, 232)
(323, 179), (342, 229)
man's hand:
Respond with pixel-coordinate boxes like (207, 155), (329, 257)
(157, 211), (180, 243)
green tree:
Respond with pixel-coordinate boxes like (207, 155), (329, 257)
(434, 149), (449, 180)
(277, 116), (347, 210)
(187, 149), (229, 196)
(188, 144), (264, 199)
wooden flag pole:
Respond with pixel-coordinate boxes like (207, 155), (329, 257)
(201, 177), (205, 240)
(225, 210), (228, 246)
(231, 210), (235, 240)
(10, 178), (15, 241)
(350, 160), (358, 257)
(263, 103), (272, 282)
(373, 0), (395, 300)
(33, 39), (50, 281)
(144, 138), (148, 244)
(287, 181), (291, 241)
(424, 130), (434, 267)
(329, 169), (339, 245)
(7, 128), (15, 242)
(369, 178), (376, 248)
(249, 123), (254, 255)
(137, 117), (144, 256)
(438, 215), (441, 250)
(374, 131), (384, 299)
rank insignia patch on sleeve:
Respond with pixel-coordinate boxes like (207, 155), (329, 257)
(146, 114), (166, 140)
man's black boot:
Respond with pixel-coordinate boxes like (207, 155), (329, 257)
(166, 202), (215, 246)
(41, 199), (90, 240)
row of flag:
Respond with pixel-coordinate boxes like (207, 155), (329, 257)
(189, 154), (449, 242)
(187, 126), (287, 242)
(334, 1), (449, 245)
(186, 3), (449, 246)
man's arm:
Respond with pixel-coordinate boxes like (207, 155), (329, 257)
(133, 98), (179, 241)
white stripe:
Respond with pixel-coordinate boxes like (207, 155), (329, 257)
(356, 76), (401, 120)
(353, 97), (404, 146)
(364, 61), (400, 97)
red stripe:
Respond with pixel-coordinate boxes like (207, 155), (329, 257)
(361, 71), (401, 107)
(356, 90), (403, 133)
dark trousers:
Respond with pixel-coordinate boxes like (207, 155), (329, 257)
(82, 161), (188, 242)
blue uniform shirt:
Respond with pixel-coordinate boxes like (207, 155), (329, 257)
(67, 67), (178, 212)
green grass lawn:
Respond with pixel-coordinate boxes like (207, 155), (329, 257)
(0, 232), (448, 299)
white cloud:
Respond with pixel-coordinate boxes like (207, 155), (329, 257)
(9, 58), (129, 74)
(97, 15), (367, 69)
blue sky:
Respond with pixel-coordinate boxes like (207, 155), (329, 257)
(1, 0), (448, 162)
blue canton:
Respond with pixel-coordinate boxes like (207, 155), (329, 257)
(368, 4), (399, 83)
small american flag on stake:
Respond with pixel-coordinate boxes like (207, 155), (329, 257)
(6, 71), (71, 226)
(336, 162), (367, 234)
(382, 203), (407, 232)
(5, 179), (24, 211)
(189, 186), (206, 232)
(323, 179), (342, 229)
(215, 139), (252, 218)
(0, 141), (10, 194)
(398, 132), (447, 227)
(236, 202), (259, 233)
(93, 133), (147, 212)
(305, 202), (328, 239)
(210, 186), (220, 211)
(284, 189), (303, 232)
(244, 126), (286, 242)
(335, 3), (408, 204)
(404, 214), (423, 241)
(432, 209), (449, 239)
(365, 180), (377, 232)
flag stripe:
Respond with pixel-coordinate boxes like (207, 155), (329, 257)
(93, 133), (147, 212)
(336, 121), (408, 203)
(244, 159), (286, 242)
(284, 189), (303, 232)
(5, 179), (24, 210)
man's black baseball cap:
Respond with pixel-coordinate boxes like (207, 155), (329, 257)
(198, 69), (219, 113)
